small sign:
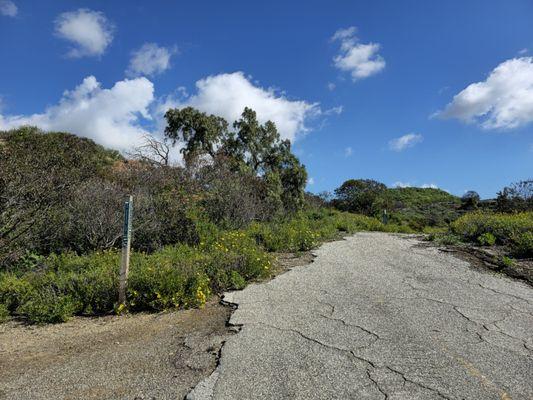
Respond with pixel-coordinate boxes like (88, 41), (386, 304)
(122, 201), (132, 247)
(119, 196), (133, 306)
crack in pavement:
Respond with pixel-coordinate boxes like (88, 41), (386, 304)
(396, 283), (533, 355)
(384, 366), (453, 400)
(365, 369), (388, 400)
(350, 352), (452, 400)
(317, 313), (381, 343)
(188, 233), (533, 400)
(250, 321), (355, 356)
(477, 283), (533, 305)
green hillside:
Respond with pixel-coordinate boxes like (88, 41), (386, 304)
(379, 187), (461, 230)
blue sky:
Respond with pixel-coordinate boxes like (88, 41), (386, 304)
(1, 0), (532, 198)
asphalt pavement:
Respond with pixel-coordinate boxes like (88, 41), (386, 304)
(188, 232), (533, 400)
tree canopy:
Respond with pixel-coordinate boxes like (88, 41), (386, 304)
(496, 180), (533, 212)
(333, 179), (387, 215)
(164, 106), (308, 212)
(461, 191), (480, 210)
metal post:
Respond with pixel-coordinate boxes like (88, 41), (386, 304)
(118, 195), (133, 306)
(382, 209), (388, 225)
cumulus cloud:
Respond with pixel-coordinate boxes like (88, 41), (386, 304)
(388, 133), (423, 152)
(437, 57), (533, 130)
(162, 72), (320, 141)
(0, 76), (154, 150)
(331, 26), (385, 81)
(327, 82), (336, 91)
(1, 71), (323, 152)
(127, 43), (177, 77)
(308, 177), (315, 185)
(0, 0), (17, 17)
(54, 9), (114, 58)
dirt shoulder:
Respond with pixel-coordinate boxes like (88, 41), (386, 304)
(420, 240), (533, 286)
(0, 251), (314, 400)
(0, 300), (232, 400)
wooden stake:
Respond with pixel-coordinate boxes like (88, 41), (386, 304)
(118, 195), (133, 306)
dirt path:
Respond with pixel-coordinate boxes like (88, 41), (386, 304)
(0, 301), (232, 400)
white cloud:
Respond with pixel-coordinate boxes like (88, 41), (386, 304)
(331, 26), (385, 81)
(388, 133), (423, 152)
(344, 146), (353, 157)
(323, 105), (343, 115)
(327, 82), (336, 91)
(393, 181), (411, 188)
(127, 43), (177, 77)
(393, 182), (439, 189)
(332, 27), (358, 42)
(519, 48), (528, 55)
(54, 9), (114, 58)
(0, 76), (154, 150)
(437, 57), (533, 130)
(163, 72), (320, 141)
(308, 177), (315, 185)
(1, 71), (322, 152)
(0, 0), (17, 16)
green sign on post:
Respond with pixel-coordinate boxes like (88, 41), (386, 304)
(119, 196), (133, 306)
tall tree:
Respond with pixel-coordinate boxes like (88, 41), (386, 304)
(164, 106), (308, 213)
(164, 106), (228, 164)
(230, 108), (280, 174)
(461, 191), (480, 210)
(334, 179), (387, 215)
(496, 180), (533, 212)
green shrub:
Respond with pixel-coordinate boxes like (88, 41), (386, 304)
(511, 231), (533, 257)
(127, 245), (207, 311)
(17, 288), (79, 324)
(477, 232), (496, 246)
(50, 251), (120, 315)
(435, 233), (463, 246)
(423, 226), (448, 235)
(451, 212), (533, 247)
(501, 256), (515, 268)
(0, 303), (9, 323)
(207, 230), (272, 280)
(246, 220), (318, 252)
(383, 224), (414, 234)
(247, 209), (387, 252)
(0, 239), (270, 323)
(0, 274), (33, 312)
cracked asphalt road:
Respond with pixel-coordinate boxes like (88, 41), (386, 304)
(188, 232), (533, 400)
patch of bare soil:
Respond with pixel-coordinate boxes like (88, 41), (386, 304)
(419, 240), (533, 286)
(271, 251), (315, 274)
(0, 251), (313, 400)
(0, 300), (232, 400)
